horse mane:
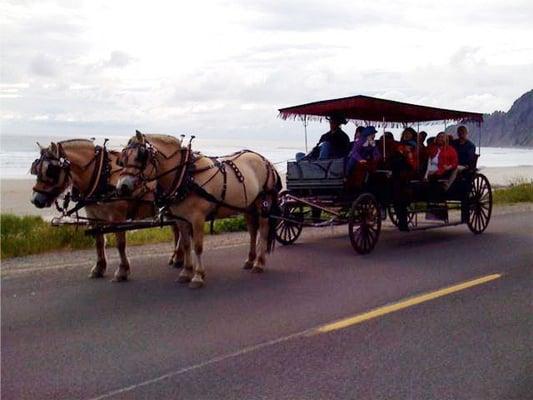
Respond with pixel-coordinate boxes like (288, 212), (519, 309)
(144, 134), (182, 147)
(58, 139), (95, 151)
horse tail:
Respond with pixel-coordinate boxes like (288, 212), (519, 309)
(266, 167), (283, 253)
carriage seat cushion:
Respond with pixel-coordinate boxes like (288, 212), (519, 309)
(287, 158), (346, 181)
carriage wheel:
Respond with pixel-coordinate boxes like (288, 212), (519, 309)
(349, 193), (381, 254)
(467, 173), (492, 234)
(275, 199), (304, 245)
(387, 205), (415, 228)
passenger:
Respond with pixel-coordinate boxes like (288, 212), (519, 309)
(376, 131), (396, 165)
(418, 131), (428, 145)
(346, 126), (380, 188)
(426, 131), (459, 190)
(400, 127), (418, 148)
(354, 126), (364, 141)
(315, 115), (351, 159)
(452, 125), (477, 168)
(396, 128), (418, 172)
(416, 131), (429, 177)
(347, 126), (380, 168)
(391, 128), (422, 232)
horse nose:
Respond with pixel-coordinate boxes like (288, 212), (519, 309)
(31, 192), (47, 208)
(117, 177), (133, 196)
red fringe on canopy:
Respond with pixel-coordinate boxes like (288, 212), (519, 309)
(278, 95), (484, 125)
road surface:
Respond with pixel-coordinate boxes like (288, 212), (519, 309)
(2, 210), (532, 399)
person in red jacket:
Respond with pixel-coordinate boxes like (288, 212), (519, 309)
(426, 131), (459, 190)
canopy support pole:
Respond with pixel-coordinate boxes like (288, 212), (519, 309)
(382, 117), (386, 161)
(302, 115), (308, 153)
(478, 122), (482, 156)
(416, 122), (420, 172)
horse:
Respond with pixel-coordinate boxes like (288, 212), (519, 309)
(30, 139), (182, 281)
(116, 131), (282, 289)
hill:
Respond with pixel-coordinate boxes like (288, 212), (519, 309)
(448, 90), (533, 147)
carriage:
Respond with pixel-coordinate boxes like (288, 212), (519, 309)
(274, 95), (493, 254)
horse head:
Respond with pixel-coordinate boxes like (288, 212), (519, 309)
(30, 141), (72, 208)
(116, 131), (186, 197)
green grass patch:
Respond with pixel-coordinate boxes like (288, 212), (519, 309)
(1, 214), (247, 259)
(1, 214), (95, 259)
(493, 180), (533, 204)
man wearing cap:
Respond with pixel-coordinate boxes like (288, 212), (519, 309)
(315, 115), (351, 159)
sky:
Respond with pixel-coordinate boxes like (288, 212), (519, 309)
(1, 0), (533, 144)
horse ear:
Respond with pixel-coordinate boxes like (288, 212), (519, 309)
(36, 142), (45, 154)
(49, 142), (59, 156)
(135, 130), (144, 142)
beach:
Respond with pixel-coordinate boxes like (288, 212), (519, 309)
(2, 165), (532, 217)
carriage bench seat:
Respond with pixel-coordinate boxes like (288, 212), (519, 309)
(286, 158), (346, 190)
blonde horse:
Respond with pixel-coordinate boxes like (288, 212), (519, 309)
(30, 139), (182, 281)
(116, 131), (282, 288)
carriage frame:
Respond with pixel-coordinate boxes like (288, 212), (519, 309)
(274, 95), (492, 254)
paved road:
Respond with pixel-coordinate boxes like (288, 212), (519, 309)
(2, 211), (532, 399)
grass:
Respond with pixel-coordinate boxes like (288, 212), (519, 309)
(2, 180), (532, 259)
(493, 179), (533, 204)
(1, 214), (247, 259)
(0, 214), (95, 259)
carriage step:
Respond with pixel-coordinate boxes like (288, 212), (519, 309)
(408, 221), (464, 232)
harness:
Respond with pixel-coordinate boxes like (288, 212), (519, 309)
(33, 141), (156, 222)
(124, 136), (280, 220)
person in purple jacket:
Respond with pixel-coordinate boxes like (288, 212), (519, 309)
(346, 126), (381, 186)
(347, 126), (380, 168)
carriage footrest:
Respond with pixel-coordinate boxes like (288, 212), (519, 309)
(425, 208), (448, 222)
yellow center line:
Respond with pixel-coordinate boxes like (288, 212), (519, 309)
(315, 273), (502, 334)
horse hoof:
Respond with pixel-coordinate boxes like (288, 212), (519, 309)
(176, 275), (191, 284)
(89, 270), (105, 279)
(112, 275), (128, 282)
(189, 280), (204, 289)
(251, 266), (264, 273)
(243, 261), (253, 270)
(173, 260), (184, 269)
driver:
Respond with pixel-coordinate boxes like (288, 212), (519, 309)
(314, 114), (351, 160)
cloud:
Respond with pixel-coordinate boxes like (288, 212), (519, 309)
(29, 54), (58, 77)
(105, 51), (134, 68)
(1, 0), (532, 143)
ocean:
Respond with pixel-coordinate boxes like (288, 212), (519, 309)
(1, 133), (533, 179)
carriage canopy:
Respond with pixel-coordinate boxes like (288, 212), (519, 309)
(279, 95), (484, 125)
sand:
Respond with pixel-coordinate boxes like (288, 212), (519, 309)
(2, 165), (532, 216)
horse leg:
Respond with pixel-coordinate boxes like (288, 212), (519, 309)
(112, 231), (130, 282)
(252, 216), (269, 273)
(176, 222), (194, 283)
(189, 218), (206, 289)
(89, 234), (107, 278)
(168, 224), (184, 268)
(243, 214), (258, 270)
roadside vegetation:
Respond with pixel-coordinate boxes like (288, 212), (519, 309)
(2, 181), (532, 259)
(1, 214), (247, 259)
(493, 180), (533, 204)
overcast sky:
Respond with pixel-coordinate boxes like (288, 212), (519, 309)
(1, 0), (533, 142)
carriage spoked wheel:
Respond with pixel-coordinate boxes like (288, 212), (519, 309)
(387, 205), (415, 228)
(349, 193), (381, 254)
(275, 197), (304, 245)
(467, 173), (492, 234)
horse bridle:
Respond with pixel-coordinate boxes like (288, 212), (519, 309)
(119, 137), (194, 199)
(31, 144), (71, 196)
(31, 143), (108, 201)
